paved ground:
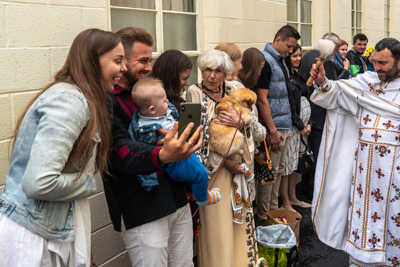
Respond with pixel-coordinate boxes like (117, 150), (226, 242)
(296, 205), (349, 266)
(296, 188), (349, 266)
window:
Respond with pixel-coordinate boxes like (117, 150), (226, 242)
(110, 0), (199, 85)
(384, 0), (390, 38)
(351, 0), (362, 36)
(287, 0), (312, 49)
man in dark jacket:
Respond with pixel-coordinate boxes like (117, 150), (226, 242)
(346, 33), (368, 77)
(103, 27), (201, 266)
(298, 32), (347, 200)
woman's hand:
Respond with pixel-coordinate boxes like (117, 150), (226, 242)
(215, 106), (244, 129)
(158, 122), (203, 164)
(343, 58), (350, 70)
(224, 158), (244, 174)
(300, 124), (312, 136)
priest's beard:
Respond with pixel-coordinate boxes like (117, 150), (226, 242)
(377, 60), (400, 82)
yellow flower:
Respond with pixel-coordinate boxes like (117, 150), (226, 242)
(364, 46), (375, 58)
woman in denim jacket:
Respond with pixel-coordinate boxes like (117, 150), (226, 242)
(0, 29), (127, 266)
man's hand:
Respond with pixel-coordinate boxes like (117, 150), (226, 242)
(155, 128), (170, 146)
(224, 158), (244, 174)
(158, 122), (203, 164)
(269, 130), (284, 152)
(310, 59), (326, 86)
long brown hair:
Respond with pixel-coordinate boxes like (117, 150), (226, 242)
(285, 43), (302, 78)
(12, 28), (120, 176)
(151, 50), (192, 109)
(238, 47), (265, 89)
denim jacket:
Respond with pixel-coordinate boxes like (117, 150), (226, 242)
(128, 102), (178, 144)
(0, 82), (97, 241)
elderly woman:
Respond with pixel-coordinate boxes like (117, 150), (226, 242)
(186, 49), (257, 267)
(215, 44), (266, 201)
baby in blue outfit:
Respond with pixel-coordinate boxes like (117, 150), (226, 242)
(129, 77), (221, 206)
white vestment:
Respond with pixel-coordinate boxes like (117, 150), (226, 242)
(310, 71), (400, 265)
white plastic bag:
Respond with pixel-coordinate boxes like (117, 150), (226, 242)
(256, 224), (297, 249)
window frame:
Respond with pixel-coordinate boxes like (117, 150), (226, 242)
(107, 0), (202, 84)
(108, 1), (202, 58)
(351, 0), (362, 36)
(287, 0), (313, 51)
(384, 0), (390, 38)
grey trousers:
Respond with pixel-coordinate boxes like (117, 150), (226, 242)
(256, 129), (292, 222)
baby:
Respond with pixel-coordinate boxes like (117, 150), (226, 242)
(129, 77), (221, 206)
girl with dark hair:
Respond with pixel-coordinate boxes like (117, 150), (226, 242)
(151, 49), (193, 109)
(0, 28), (127, 266)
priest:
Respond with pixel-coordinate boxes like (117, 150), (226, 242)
(309, 38), (400, 266)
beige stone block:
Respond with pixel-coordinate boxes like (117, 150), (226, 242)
(89, 192), (112, 232)
(4, 0), (47, 4)
(364, 4), (383, 19)
(271, 2), (287, 22)
(239, 20), (263, 43)
(0, 140), (11, 186)
(82, 8), (108, 30)
(204, 44), (216, 51)
(227, 19), (245, 42)
(11, 91), (39, 126)
(0, 4), (5, 47)
(262, 22), (284, 43)
(226, 19), (261, 43)
(92, 225), (126, 265)
(314, 25), (331, 40)
(0, 95), (12, 140)
(6, 5), (82, 47)
(203, 0), (228, 18)
(203, 18), (229, 44)
(226, 0), (252, 20)
(94, 172), (104, 193)
(252, 0), (274, 22)
(48, 0), (106, 8)
(0, 49), (50, 93)
(50, 47), (69, 77)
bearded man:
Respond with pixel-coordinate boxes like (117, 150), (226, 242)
(347, 33), (369, 77)
(310, 38), (400, 266)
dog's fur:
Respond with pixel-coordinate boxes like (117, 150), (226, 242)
(209, 88), (257, 157)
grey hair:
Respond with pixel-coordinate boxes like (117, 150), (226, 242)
(322, 32), (340, 45)
(197, 49), (234, 76)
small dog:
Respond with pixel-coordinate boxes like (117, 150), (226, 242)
(209, 88), (257, 157)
